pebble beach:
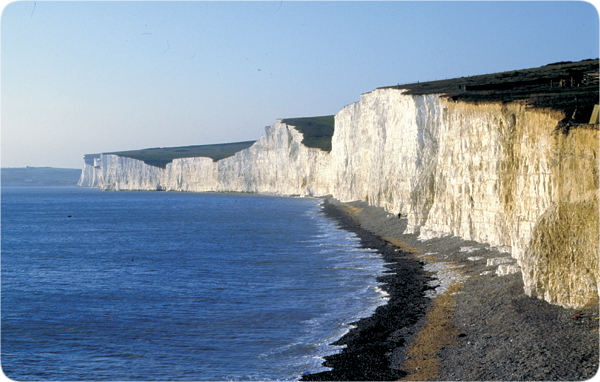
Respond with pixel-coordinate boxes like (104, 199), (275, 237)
(302, 198), (598, 381)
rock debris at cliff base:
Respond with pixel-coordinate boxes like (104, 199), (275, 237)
(303, 199), (598, 381)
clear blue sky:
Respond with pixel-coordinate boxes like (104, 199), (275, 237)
(2, 1), (598, 169)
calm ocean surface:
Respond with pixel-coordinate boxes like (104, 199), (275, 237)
(1, 187), (389, 381)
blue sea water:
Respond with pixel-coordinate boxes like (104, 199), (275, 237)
(1, 187), (389, 381)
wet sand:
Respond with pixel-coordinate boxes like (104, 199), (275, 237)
(301, 198), (598, 381)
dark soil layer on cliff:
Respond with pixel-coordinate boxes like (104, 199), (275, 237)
(302, 199), (599, 381)
(382, 58), (599, 124)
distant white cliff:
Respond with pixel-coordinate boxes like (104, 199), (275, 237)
(79, 88), (599, 309)
(81, 121), (331, 195)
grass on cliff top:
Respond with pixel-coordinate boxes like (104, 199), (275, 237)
(88, 114), (336, 169)
(99, 141), (256, 169)
(382, 58), (599, 124)
(280, 115), (335, 152)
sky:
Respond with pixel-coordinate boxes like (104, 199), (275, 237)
(1, 1), (598, 169)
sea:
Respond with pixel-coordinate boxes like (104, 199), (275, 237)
(1, 187), (390, 381)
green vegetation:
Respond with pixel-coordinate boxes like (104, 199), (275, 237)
(102, 141), (256, 169)
(281, 115), (335, 152)
(383, 58), (599, 124)
(1, 167), (81, 187)
(95, 117), (336, 168)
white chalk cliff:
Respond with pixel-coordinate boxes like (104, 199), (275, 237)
(79, 88), (599, 309)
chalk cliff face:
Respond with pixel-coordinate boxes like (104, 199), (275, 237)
(520, 128), (599, 308)
(421, 102), (565, 256)
(213, 122), (332, 195)
(329, 91), (442, 233)
(80, 121), (332, 195)
(78, 88), (599, 309)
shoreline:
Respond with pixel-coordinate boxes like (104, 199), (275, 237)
(302, 198), (598, 381)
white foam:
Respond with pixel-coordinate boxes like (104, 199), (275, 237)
(266, 208), (393, 380)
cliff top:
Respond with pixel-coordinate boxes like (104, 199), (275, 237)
(91, 141), (256, 169)
(88, 115), (336, 168)
(383, 58), (599, 124)
(280, 115), (335, 152)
